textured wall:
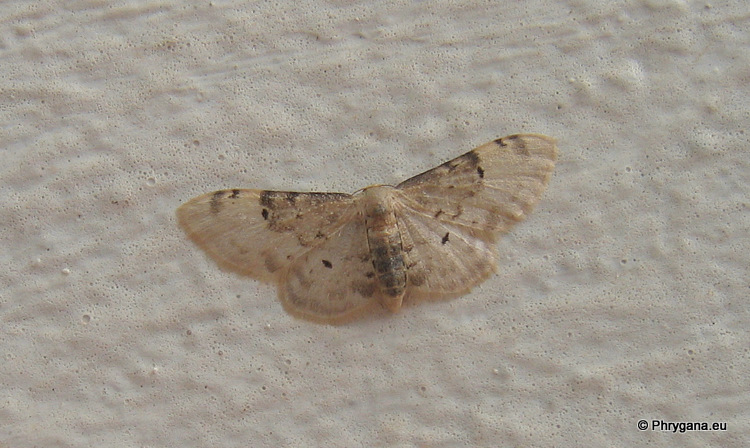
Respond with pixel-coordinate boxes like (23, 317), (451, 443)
(1, 1), (748, 446)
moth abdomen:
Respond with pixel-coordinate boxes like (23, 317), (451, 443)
(361, 186), (407, 310)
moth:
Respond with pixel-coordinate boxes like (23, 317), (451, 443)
(177, 134), (557, 324)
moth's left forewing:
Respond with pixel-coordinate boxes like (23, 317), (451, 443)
(397, 134), (558, 236)
(472, 134), (557, 217)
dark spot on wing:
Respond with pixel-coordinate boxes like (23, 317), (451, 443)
(397, 146), (486, 189)
(494, 136), (512, 146)
(462, 150), (480, 167)
(259, 190), (299, 208)
(477, 166), (485, 178)
(312, 192), (351, 202)
(210, 190), (227, 214)
(365, 271), (375, 278)
(261, 208), (269, 220)
(229, 189), (240, 199)
(259, 190), (275, 208)
(440, 160), (458, 171)
(441, 232), (450, 245)
(440, 150), (480, 172)
(260, 190), (350, 209)
(322, 259), (333, 269)
(434, 209), (443, 218)
(495, 134), (529, 155)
